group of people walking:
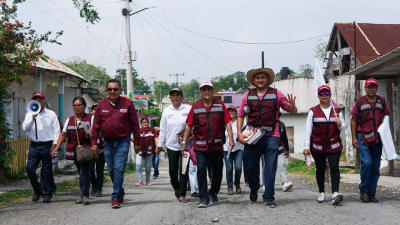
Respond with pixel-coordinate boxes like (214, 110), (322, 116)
(23, 65), (389, 209)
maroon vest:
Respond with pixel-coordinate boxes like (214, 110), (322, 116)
(66, 113), (92, 160)
(278, 121), (285, 154)
(310, 106), (342, 154)
(138, 127), (156, 156)
(246, 88), (279, 136)
(193, 99), (225, 151)
(357, 95), (385, 146)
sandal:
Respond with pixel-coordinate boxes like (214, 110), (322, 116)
(179, 197), (187, 203)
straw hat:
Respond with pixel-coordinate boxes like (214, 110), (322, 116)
(246, 68), (275, 86)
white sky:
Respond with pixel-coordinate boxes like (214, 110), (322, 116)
(14, 0), (400, 86)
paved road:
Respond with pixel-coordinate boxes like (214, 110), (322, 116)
(1, 160), (400, 225)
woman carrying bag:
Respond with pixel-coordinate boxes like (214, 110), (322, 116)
(53, 96), (98, 205)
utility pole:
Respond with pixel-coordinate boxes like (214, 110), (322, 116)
(169, 73), (185, 87)
(149, 74), (156, 96)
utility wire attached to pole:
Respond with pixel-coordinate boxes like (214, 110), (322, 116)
(169, 73), (185, 87)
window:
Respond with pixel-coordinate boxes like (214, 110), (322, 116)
(224, 96), (232, 103)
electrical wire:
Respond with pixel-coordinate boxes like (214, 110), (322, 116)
(116, 19), (125, 72)
(96, 15), (122, 66)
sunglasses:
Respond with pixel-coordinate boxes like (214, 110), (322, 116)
(107, 88), (119, 92)
(319, 92), (330, 96)
(73, 104), (84, 108)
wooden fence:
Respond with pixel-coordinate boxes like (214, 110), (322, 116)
(8, 136), (30, 176)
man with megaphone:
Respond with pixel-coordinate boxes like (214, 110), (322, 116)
(22, 93), (61, 203)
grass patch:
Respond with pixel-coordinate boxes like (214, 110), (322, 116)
(339, 168), (352, 174)
(354, 170), (360, 174)
(286, 158), (316, 176)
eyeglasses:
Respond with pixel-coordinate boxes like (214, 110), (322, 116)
(319, 92), (330, 96)
(73, 104), (84, 108)
(107, 88), (119, 92)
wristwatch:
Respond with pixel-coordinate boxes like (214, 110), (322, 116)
(181, 141), (186, 144)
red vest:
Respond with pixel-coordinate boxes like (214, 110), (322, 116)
(139, 127), (156, 156)
(310, 106), (342, 154)
(246, 88), (279, 136)
(65, 113), (92, 160)
(278, 121), (285, 154)
(193, 99), (225, 151)
(357, 95), (386, 146)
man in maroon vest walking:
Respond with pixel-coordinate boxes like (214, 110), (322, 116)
(237, 68), (297, 208)
(351, 78), (390, 203)
(181, 80), (235, 208)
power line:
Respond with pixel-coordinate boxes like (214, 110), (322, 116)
(144, 8), (330, 45)
(116, 19), (125, 73)
(96, 15), (122, 66)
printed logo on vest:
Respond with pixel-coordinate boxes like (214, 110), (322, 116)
(213, 104), (222, 107)
(120, 109), (127, 113)
(182, 113), (189, 116)
(102, 110), (109, 113)
(167, 114), (174, 119)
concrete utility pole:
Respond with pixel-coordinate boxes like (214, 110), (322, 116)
(123, 0), (133, 99)
(169, 73), (185, 87)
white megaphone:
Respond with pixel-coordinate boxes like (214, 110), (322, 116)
(27, 100), (42, 115)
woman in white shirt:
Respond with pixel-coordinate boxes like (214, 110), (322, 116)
(303, 85), (345, 205)
(223, 105), (244, 195)
(155, 88), (191, 203)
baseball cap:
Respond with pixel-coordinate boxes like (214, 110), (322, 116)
(169, 88), (183, 97)
(199, 80), (213, 89)
(91, 103), (98, 109)
(365, 78), (378, 88)
(32, 93), (46, 100)
(227, 105), (237, 113)
(317, 85), (331, 93)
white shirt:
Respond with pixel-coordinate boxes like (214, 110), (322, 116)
(304, 105), (346, 149)
(157, 103), (191, 151)
(22, 108), (61, 144)
(224, 119), (245, 152)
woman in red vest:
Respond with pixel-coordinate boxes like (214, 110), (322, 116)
(135, 118), (158, 186)
(54, 96), (93, 205)
(303, 85), (345, 205)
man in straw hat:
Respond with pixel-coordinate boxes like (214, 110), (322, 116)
(237, 68), (297, 208)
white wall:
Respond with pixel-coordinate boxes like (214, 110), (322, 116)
(280, 114), (307, 154)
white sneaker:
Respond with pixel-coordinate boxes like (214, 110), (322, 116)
(331, 192), (343, 205)
(317, 192), (325, 203)
(282, 182), (293, 192)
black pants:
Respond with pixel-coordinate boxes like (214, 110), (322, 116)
(311, 150), (342, 193)
(26, 141), (55, 198)
(75, 162), (92, 198)
(195, 151), (224, 200)
(90, 154), (106, 192)
(167, 149), (189, 197)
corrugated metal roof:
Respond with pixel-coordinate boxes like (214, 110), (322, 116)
(334, 23), (400, 65)
(36, 56), (88, 83)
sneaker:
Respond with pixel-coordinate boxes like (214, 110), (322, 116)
(111, 199), (121, 209)
(368, 195), (379, 203)
(265, 201), (276, 208)
(250, 190), (258, 202)
(146, 182), (152, 186)
(331, 192), (343, 205)
(32, 192), (42, 202)
(135, 181), (145, 186)
(210, 193), (219, 204)
(43, 197), (51, 203)
(90, 189), (95, 196)
(76, 197), (83, 204)
(360, 191), (369, 203)
(191, 192), (199, 198)
(153, 176), (158, 179)
(227, 190), (233, 195)
(317, 192), (325, 203)
(83, 198), (90, 205)
(95, 190), (102, 197)
(282, 182), (293, 192)
(235, 185), (242, 194)
(198, 198), (209, 208)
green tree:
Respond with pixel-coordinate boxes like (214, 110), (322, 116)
(179, 79), (199, 103)
(0, 0), (62, 178)
(153, 81), (171, 104)
(211, 71), (248, 91)
(314, 39), (328, 61)
(297, 64), (314, 78)
(115, 68), (151, 95)
(144, 108), (162, 127)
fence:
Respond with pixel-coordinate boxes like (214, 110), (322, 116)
(8, 136), (29, 176)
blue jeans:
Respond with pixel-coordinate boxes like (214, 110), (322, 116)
(195, 151), (224, 201)
(152, 153), (160, 178)
(103, 136), (130, 200)
(244, 136), (279, 202)
(358, 133), (382, 195)
(90, 154), (106, 192)
(136, 154), (153, 183)
(26, 141), (55, 198)
(223, 150), (243, 190)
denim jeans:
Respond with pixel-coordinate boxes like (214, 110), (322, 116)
(152, 153), (160, 178)
(26, 141), (55, 198)
(75, 162), (92, 198)
(90, 154), (106, 192)
(103, 136), (130, 200)
(244, 136), (279, 202)
(188, 160), (199, 194)
(358, 133), (382, 195)
(195, 151), (224, 201)
(261, 153), (289, 185)
(223, 150), (243, 190)
(136, 154), (153, 183)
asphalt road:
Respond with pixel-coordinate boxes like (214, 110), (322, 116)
(1, 159), (400, 225)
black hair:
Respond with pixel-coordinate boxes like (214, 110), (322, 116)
(141, 118), (149, 123)
(72, 96), (87, 107)
(106, 79), (121, 89)
(91, 105), (97, 111)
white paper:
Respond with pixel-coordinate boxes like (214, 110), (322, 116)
(81, 121), (91, 134)
(181, 152), (190, 174)
(377, 117), (398, 161)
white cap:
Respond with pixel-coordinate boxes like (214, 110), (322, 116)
(199, 80), (213, 89)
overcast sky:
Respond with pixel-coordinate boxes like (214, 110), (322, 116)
(15, 0), (400, 86)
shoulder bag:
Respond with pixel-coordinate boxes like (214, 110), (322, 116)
(75, 116), (98, 163)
